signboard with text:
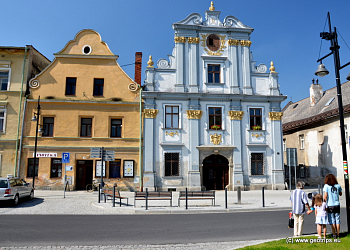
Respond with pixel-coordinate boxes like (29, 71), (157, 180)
(124, 160), (134, 177)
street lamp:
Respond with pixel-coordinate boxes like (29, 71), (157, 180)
(31, 96), (43, 193)
(315, 12), (350, 233)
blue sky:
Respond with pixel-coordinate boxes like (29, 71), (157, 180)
(3, 0), (350, 107)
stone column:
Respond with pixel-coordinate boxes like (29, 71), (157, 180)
(229, 110), (244, 190)
(187, 109), (202, 191)
(269, 112), (284, 190)
(228, 39), (240, 94)
(188, 37), (199, 93)
(241, 40), (253, 95)
(175, 36), (186, 92)
(143, 109), (158, 191)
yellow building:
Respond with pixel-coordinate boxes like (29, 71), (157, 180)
(21, 30), (142, 191)
(0, 46), (50, 178)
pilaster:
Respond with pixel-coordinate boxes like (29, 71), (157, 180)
(241, 40), (253, 95)
(175, 36), (186, 92)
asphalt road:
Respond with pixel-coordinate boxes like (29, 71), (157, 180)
(2, 208), (343, 247)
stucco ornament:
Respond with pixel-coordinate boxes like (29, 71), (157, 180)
(165, 131), (179, 137)
(256, 64), (267, 73)
(128, 82), (140, 92)
(269, 112), (283, 121)
(228, 111), (244, 120)
(251, 133), (263, 138)
(186, 110), (202, 119)
(157, 59), (170, 69)
(200, 33), (227, 56)
(269, 61), (277, 73)
(29, 79), (40, 89)
(210, 133), (222, 145)
(144, 109), (158, 118)
(147, 56), (154, 68)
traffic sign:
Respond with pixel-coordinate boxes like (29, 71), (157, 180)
(62, 153), (70, 163)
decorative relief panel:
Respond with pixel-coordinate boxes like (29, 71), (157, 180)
(228, 111), (244, 120)
(269, 112), (283, 121)
(186, 110), (202, 119)
(210, 133), (222, 145)
(164, 130), (180, 142)
(249, 130), (266, 144)
(143, 109), (158, 118)
(200, 33), (227, 56)
(175, 37), (187, 43)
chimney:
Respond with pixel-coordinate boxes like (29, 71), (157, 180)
(310, 79), (323, 106)
(134, 52), (142, 85)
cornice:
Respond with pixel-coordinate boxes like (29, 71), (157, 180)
(54, 54), (119, 60)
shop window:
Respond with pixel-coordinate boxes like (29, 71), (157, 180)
(250, 108), (262, 130)
(209, 107), (222, 129)
(43, 117), (54, 137)
(50, 158), (62, 178)
(109, 160), (121, 178)
(27, 158), (39, 177)
(251, 153), (264, 175)
(111, 119), (122, 138)
(65, 77), (76, 95)
(93, 78), (104, 96)
(165, 152), (179, 176)
(80, 118), (92, 137)
(165, 106), (179, 128)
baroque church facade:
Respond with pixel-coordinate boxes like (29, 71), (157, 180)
(142, 3), (287, 191)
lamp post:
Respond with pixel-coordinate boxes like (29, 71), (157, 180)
(31, 96), (43, 193)
(315, 12), (350, 233)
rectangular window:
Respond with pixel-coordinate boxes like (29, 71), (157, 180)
(251, 153), (264, 175)
(27, 158), (39, 177)
(0, 71), (9, 91)
(0, 111), (4, 132)
(80, 118), (92, 137)
(209, 107), (222, 129)
(300, 135), (305, 149)
(111, 119), (122, 138)
(283, 139), (286, 152)
(207, 64), (220, 83)
(50, 158), (62, 178)
(65, 77), (76, 95)
(165, 106), (179, 128)
(165, 153), (179, 176)
(109, 160), (121, 178)
(93, 78), (104, 96)
(42, 117), (54, 137)
(250, 108), (262, 130)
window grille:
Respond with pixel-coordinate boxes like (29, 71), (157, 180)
(164, 153), (179, 176)
(251, 153), (264, 175)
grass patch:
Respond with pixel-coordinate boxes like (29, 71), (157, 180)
(239, 232), (349, 250)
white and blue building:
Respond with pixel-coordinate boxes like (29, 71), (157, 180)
(142, 3), (287, 191)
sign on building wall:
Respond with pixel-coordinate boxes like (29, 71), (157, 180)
(33, 153), (58, 157)
(124, 160), (134, 177)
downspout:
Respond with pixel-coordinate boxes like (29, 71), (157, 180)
(139, 87), (143, 191)
(15, 46), (28, 177)
(16, 96), (28, 177)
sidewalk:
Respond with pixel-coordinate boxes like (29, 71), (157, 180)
(0, 187), (332, 215)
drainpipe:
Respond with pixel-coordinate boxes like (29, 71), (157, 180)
(139, 87), (143, 191)
(15, 46), (28, 177)
(16, 96), (28, 177)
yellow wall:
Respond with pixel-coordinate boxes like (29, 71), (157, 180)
(22, 30), (142, 190)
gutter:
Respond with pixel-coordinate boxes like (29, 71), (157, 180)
(139, 87), (143, 191)
(16, 96), (27, 177)
(15, 46), (27, 177)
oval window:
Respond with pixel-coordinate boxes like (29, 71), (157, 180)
(82, 45), (92, 55)
(206, 34), (220, 52)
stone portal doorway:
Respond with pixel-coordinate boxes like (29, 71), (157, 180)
(202, 154), (229, 190)
(76, 160), (93, 190)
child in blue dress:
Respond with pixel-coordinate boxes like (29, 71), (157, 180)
(314, 194), (328, 238)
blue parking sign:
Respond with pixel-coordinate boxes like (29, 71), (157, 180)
(62, 153), (70, 163)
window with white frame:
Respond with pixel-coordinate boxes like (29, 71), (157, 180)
(0, 111), (4, 132)
(203, 59), (225, 84)
(283, 139), (286, 152)
(251, 153), (264, 175)
(164, 152), (180, 176)
(249, 108), (262, 130)
(299, 134), (305, 149)
(165, 106), (179, 128)
(208, 107), (222, 129)
(0, 71), (9, 91)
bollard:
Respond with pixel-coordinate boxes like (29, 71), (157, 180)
(225, 187), (228, 209)
(237, 186), (241, 204)
(98, 184), (101, 203)
(146, 188), (148, 210)
(186, 187), (188, 210)
(262, 187), (265, 207)
(113, 185), (116, 207)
